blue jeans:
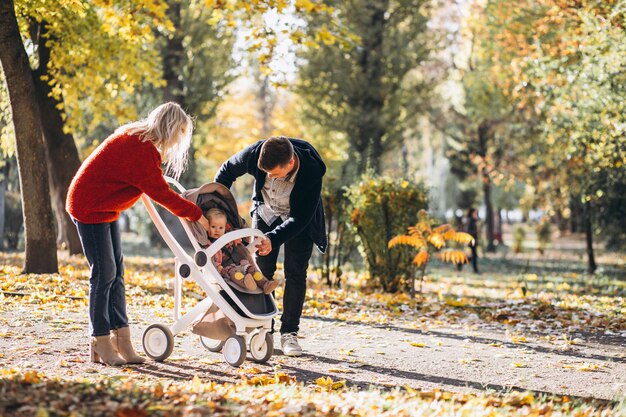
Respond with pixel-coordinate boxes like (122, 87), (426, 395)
(254, 216), (314, 334)
(73, 219), (128, 336)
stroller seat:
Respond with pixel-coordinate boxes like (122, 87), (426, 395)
(139, 179), (277, 367)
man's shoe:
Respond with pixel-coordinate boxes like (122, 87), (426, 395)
(280, 332), (303, 356)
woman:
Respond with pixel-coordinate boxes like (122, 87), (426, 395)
(66, 102), (209, 366)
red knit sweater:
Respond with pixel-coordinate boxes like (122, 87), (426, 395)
(66, 133), (202, 224)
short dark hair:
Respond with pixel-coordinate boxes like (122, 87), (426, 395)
(258, 136), (294, 171)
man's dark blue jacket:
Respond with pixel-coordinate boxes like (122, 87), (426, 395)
(214, 138), (327, 253)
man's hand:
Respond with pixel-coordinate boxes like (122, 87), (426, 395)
(256, 237), (272, 256)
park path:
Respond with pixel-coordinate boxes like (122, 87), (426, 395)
(1, 302), (624, 401)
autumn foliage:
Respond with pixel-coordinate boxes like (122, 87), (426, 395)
(346, 176), (428, 293)
(389, 210), (474, 294)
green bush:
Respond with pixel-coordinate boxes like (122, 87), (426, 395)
(513, 226), (526, 254)
(346, 175), (428, 292)
(535, 218), (552, 255)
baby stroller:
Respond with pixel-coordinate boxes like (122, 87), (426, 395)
(140, 177), (277, 367)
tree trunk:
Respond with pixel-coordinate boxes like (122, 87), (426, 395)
(322, 194), (333, 286)
(0, 163), (6, 250)
(583, 201), (596, 274)
(163, 0), (196, 186)
(355, 1), (387, 175)
(31, 21), (83, 255)
(163, 0), (184, 106)
(495, 206), (502, 245)
(258, 75), (274, 138)
(0, 0), (57, 273)
(478, 121), (496, 252)
(150, 0), (196, 248)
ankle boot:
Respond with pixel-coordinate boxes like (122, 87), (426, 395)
(111, 327), (146, 364)
(91, 335), (126, 366)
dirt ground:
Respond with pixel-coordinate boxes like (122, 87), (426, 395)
(0, 301), (624, 401)
(1, 228), (624, 402)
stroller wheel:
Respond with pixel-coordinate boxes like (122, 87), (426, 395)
(223, 335), (246, 367)
(142, 324), (174, 362)
(249, 332), (273, 363)
(199, 336), (225, 353)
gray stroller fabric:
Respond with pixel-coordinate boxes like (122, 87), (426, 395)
(182, 182), (264, 295)
(192, 303), (235, 340)
(182, 182), (246, 247)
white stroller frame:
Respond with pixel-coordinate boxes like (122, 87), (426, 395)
(140, 177), (277, 367)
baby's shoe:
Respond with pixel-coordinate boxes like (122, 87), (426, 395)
(243, 273), (257, 290)
(253, 271), (279, 294)
(230, 271), (256, 291)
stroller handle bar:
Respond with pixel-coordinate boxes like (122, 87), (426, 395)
(164, 176), (186, 194)
(202, 228), (266, 260)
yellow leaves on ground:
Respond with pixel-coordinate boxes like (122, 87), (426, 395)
(409, 342), (427, 347)
(315, 376), (346, 391)
(239, 367), (297, 386)
(444, 297), (468, 308)
(327, 368), (354, 373)
(22, 370), (43, 384)
(1, 252), (624, 341)
(0, 366), (619, 416)
(562, 362), (602, 372)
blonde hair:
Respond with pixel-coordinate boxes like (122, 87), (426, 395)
(115, 102), (193, 180)
(205, 208), (226, 223)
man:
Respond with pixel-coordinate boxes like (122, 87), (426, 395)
(214, 136), (327, 356)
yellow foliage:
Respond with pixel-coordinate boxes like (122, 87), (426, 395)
(316, 27), (337, 45)
(389, 210), (470, 273)
(452, 232), (475, 245)
(413, 250), (429, 267)
(388, 235), (426, 249)
(432, 224), (451, 234)
(438, 250), (468, 265)
(427, 233), (445, 249)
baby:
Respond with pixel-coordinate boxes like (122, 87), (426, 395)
(205, 208), (278, 294)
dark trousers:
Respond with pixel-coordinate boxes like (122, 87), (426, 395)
(469, 244), (478, 273)
(254, 216), (314, 334)
(73, 219), (128, 336)
(456, 243), (479, 273)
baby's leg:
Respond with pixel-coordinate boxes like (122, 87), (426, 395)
(221, 265), (253, 291)
(235, 264), (257, 291)
(250, 268), (279, 294)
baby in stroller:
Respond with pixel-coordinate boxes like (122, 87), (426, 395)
(204, 207), (278, 294)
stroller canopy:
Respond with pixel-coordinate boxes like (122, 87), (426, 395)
(182, 182), (246, 247)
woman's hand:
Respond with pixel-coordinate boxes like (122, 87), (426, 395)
(197, 215), (210, 231)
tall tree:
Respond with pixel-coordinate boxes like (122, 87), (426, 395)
(0, 0), (57, 272)
(159, 0), (236, 186)
(4, 0), (172, 254)
(297, 0), (434, 175)
(434, 23), (516, 252)
(30, 22), (82, 254)
(478, 0), (626, 271)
